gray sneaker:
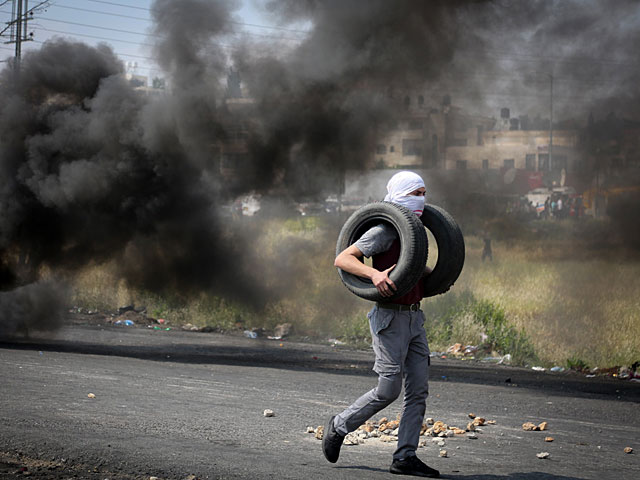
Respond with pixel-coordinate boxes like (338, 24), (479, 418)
(322, 416), (344, 463)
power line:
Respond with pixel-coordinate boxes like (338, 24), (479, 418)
(49, 4), (305, 41)
(83, 0), (311, 34)
(35, 25), (155, 47)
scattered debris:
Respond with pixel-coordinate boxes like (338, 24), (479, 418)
(467, 433), (478, 440)
(306, 426), (315, 433)
(315, 426), (324, 440)
(273, 323), (292, 338)
(531, 366), (546, 372)
(545, 437), (554, 442)
(344, 432), (362, 445)
(468, 413), (476, 419)
(522, 421), (548, 432)
(243, 330), (258, 339)
(181, 323), (200, 332)
(263, 409), (274, 417)
(536, 452), (550, 459)
(426, 417), (435, 425)
(439, 450), (448, 458)
(481, 354), (511, 364)
(114, 319), (134, 327)
(550, 366), (565, 373)
(379, 434), (395, 443)
(624, 447), (633, 454)
(87, 393), (96, 399)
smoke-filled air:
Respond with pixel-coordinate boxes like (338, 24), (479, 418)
(0, 0), (638, 369)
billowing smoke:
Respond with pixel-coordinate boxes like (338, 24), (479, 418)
(0, 281), (67, 336)
(1, 0), (639, 336)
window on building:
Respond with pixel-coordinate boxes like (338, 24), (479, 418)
(408, 119), (423, 130)
(402, 139), (422, 156)
(525, 154), (536, 171)
(376, 144), (387, 154)
(390, 145), (395, 153)
(450, 138), (468, 147)
(538, 154), (549, 171)
(551, 154), (567, 171)
(456, 160), (467, 170)
(504, 159), (515, 169)
(482, 159), (489, 170)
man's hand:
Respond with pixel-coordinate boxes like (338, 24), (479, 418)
(371, 264), (397, 297)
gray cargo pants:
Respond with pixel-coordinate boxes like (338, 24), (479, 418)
(333, 304), (430, 461)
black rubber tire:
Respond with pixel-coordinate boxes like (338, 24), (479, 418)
(335, 202), (428, 302)
(421, 204), (465, 297)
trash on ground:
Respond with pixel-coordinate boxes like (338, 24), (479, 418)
(306, 426), (315, 433)
(114, 319), (134, 326)
(536, 452), (550, 459)
(481, 354), (511, 364)
(439, 449), (448, 458)
(523, 422), (538, 431)
(538, 422), (548, 431)
(243, 330), (258, 339)
(624, 447), (633, 454)
(328, 338), (345, 346)
(87, 393), (96, 399)
(550, 366), (565, 372)
(263, 409), (274, 417)
(467, 433), (478, 439)
(314, 426), (324, 440)
(181, 323), (200, 332)
(531, 366), (546, 372)
(545, 437), (554, 442)
(468, 413), (476, 419)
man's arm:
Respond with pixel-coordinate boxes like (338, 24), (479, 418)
(334, 245), (397, 298)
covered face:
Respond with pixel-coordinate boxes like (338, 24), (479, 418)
(384, 171), (426, 217)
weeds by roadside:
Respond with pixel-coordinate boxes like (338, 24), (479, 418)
(66, 216), (639, 370)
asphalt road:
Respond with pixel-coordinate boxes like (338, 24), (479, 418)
(1, 322), (639, 480)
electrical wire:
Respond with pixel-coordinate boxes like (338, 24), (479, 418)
(80, 0), (312, 34)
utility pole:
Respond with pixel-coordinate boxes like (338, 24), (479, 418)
(2, 1), (48, 78)
(548, 73), (553, 173)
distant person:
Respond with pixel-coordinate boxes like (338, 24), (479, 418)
(557, 197), (564, 219)
(327, 171), (439, 478)
(482, 233), (493, 262)
(544, 196), (551, 219)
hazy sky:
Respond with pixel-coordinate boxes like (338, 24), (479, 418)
(2, 0), (639, 121)
(0, 0), (306, 81)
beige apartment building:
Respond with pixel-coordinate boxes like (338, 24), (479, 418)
(373, 97), (580, 179)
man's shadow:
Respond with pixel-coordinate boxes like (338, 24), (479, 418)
(334, 466), (586, 480)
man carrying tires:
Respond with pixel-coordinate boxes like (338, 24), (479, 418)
(325, 171), (439, 478)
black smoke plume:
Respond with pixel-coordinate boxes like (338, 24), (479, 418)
(2, 0), (640, 335)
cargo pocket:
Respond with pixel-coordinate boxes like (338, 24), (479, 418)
(370, 308), (402, 376)
(368, 306), (394, 335)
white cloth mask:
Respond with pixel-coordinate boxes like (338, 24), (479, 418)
(384, 171), (426, 217)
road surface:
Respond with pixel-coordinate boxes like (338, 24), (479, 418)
(1, 322), (639, 479)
